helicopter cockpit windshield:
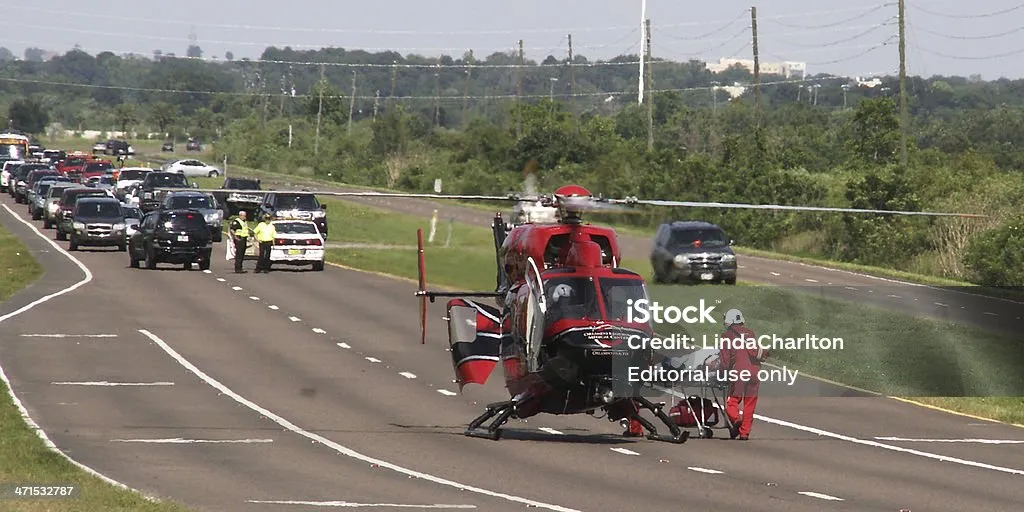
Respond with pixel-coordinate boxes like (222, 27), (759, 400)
(544, 277), (600, 322)
(599, 277), (650, 323)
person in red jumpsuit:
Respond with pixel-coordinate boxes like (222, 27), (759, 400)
(715, 309), (767, 440)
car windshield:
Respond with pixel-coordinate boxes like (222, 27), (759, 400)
(227, 180), (260, 190)
(64, 158), (86, 166)
(668, 227), (730, 249)
(274, 194), (319, 209)
(274, 222), (318, 234)
(36, 183), (51, 195)
(168, 195), (213, 209)
(96, 176), (115, 185)
(49, 187), (70, 198)
(119, 170), (148, 181)
(544, 276), (601, 322)
(122, 207), (142, 220)
(76, 201), (121, 217)
(0, 144), (26, 159)
(163, 211), (206, 229)
(599, 277), (650, 322)
(86, 162), (113, 172)
(148, 174), (188, 187)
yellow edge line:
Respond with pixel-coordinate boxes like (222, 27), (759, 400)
(323, 257), (1024, 429)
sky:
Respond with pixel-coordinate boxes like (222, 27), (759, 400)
(2, 0), (1024, 81)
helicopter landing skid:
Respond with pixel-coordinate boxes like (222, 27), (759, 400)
(465, 400), (517, 441)
(631, 396), (689, 444)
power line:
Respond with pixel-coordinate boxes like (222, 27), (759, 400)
(764, 3), (896, 29)
(907, 1), (1024, 19)
(910, 43), (1024, 60)
(664, 8), (749, 41)
(0, 73), (866, 101)
(908, 23), (1024, 41)
(767, 20), (897, 49)
(802, 41), (895, 66)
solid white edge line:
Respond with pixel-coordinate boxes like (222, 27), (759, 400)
(245, 501), (476, 508)
(136, 329), (579, 512)
(51, 381), (174, 386)
(19, 334), (118, 337)
(0, 203), (160, 502)
(874, 437), (1024, 444)
(654, 385), (1024, 476)
(111, 438), (273, 444)
(798, 491), (843, 501)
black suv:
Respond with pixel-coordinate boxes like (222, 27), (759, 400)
(214, 177), (262, 216)
(128, 209), (213, 270)
(185, 139), (201, 151)
(650, 221), (737, 284)
(68, 197), (126, 251)
(138, 171), (192, 212)
(258, 192), (328, 239)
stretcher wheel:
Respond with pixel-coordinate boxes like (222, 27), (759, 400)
(702, 428), (714, 438)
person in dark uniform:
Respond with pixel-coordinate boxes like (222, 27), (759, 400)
(229, 210), (250, 273)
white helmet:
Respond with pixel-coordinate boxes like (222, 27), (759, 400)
(724, 308), (744, 326)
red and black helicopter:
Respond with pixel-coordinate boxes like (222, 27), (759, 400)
(177, 181), (983, 443)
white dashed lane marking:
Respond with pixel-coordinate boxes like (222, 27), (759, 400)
(365, 357), (381, 363)
(437, 389), (457, 396)
(804, 278), (818, 283)
(268, 305), (279, 310)
(398, 372), (417, 379)
(887, 294), (901, 299)
(983, 312), (997, 316)
(798, 491), (843, 501)
(232, 286), (243, 291)
(538, 427), (563, 435)
(610, 448), (640, 456)
(216, 278), (226, 282)
(249, 296), (260, 301)
(770, 272), (781, 276)
(202, 270), (212, 274)
(289, 316), (301, 322)
(934, 302), (948, 307)
(687, 467), (723, 474)
(312, 328), (326, 334)
(337, 343), (351, 349)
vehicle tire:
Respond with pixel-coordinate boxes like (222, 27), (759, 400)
(145, 246), (157, 269)
(118, 243), (127, 252)
(43, 219), (51, 229)
(56, 229), (66, 241)
(212, 231), (222, 243)
(69, 237), (78, 251)
(31, 209), (40, 220)
(312, 261), (324, 271)
(183, 261), (192, 270)
(724, 277), (737, 285)
(199, 257), (210, 271)
(208, 170), (219, 178)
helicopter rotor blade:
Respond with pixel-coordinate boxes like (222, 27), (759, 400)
(158, 188), (534, 202)
(611, 198), (987, 218)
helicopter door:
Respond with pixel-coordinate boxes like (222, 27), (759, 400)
(445, 299), (502, 391)
(524, 257), (547, 372)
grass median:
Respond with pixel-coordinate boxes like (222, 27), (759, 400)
(322, 199), (1024, 426)
(0, 220), (192, 510)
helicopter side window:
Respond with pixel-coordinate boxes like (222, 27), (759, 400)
(543, 234), (569, 269)
(544, 277), (599, 322)
(590, 235), (614, 265)
(599, 277), (650, 322)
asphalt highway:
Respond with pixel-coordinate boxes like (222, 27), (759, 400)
(1, 193), (1023, 511)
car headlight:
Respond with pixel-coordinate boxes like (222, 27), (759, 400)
(312, 210), (326, 218)
(205, 211), (222, 223)
(673, 254), (690, 266)
(144, 192), (153, 199)
(113, 223), (125, 231)
(72, 222), (84, 230)
(48, 203), (59, 212)
(721, 254), (736, 262)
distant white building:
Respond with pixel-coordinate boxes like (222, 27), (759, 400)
(705, 58), (807, 79)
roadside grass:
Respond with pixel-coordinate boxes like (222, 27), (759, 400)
(322, 200), (1024, 426)
(0, 223), (194, 510)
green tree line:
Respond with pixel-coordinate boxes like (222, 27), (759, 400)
(1, 46), (1022, 287)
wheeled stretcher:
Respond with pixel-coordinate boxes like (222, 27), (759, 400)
(659, 349), (737, 439)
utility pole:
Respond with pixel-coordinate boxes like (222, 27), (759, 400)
(314, 64), (324, 156)
(898, 0), (908, 166)
(373, 90), (380, 121)
(347, 71), (356, 135)
(516, 39), (524, 139)
(434, 57), (442, 127)
(463, 49), (474, 125)
(567, 34), (575, 116)
(389, 61), (398, 110)
(645, 18), (654, 152)
(751, 6), (761, 121)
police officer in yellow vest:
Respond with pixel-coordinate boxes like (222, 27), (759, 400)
(253, 214), (277, 273)
(229, 211), (251, 273)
